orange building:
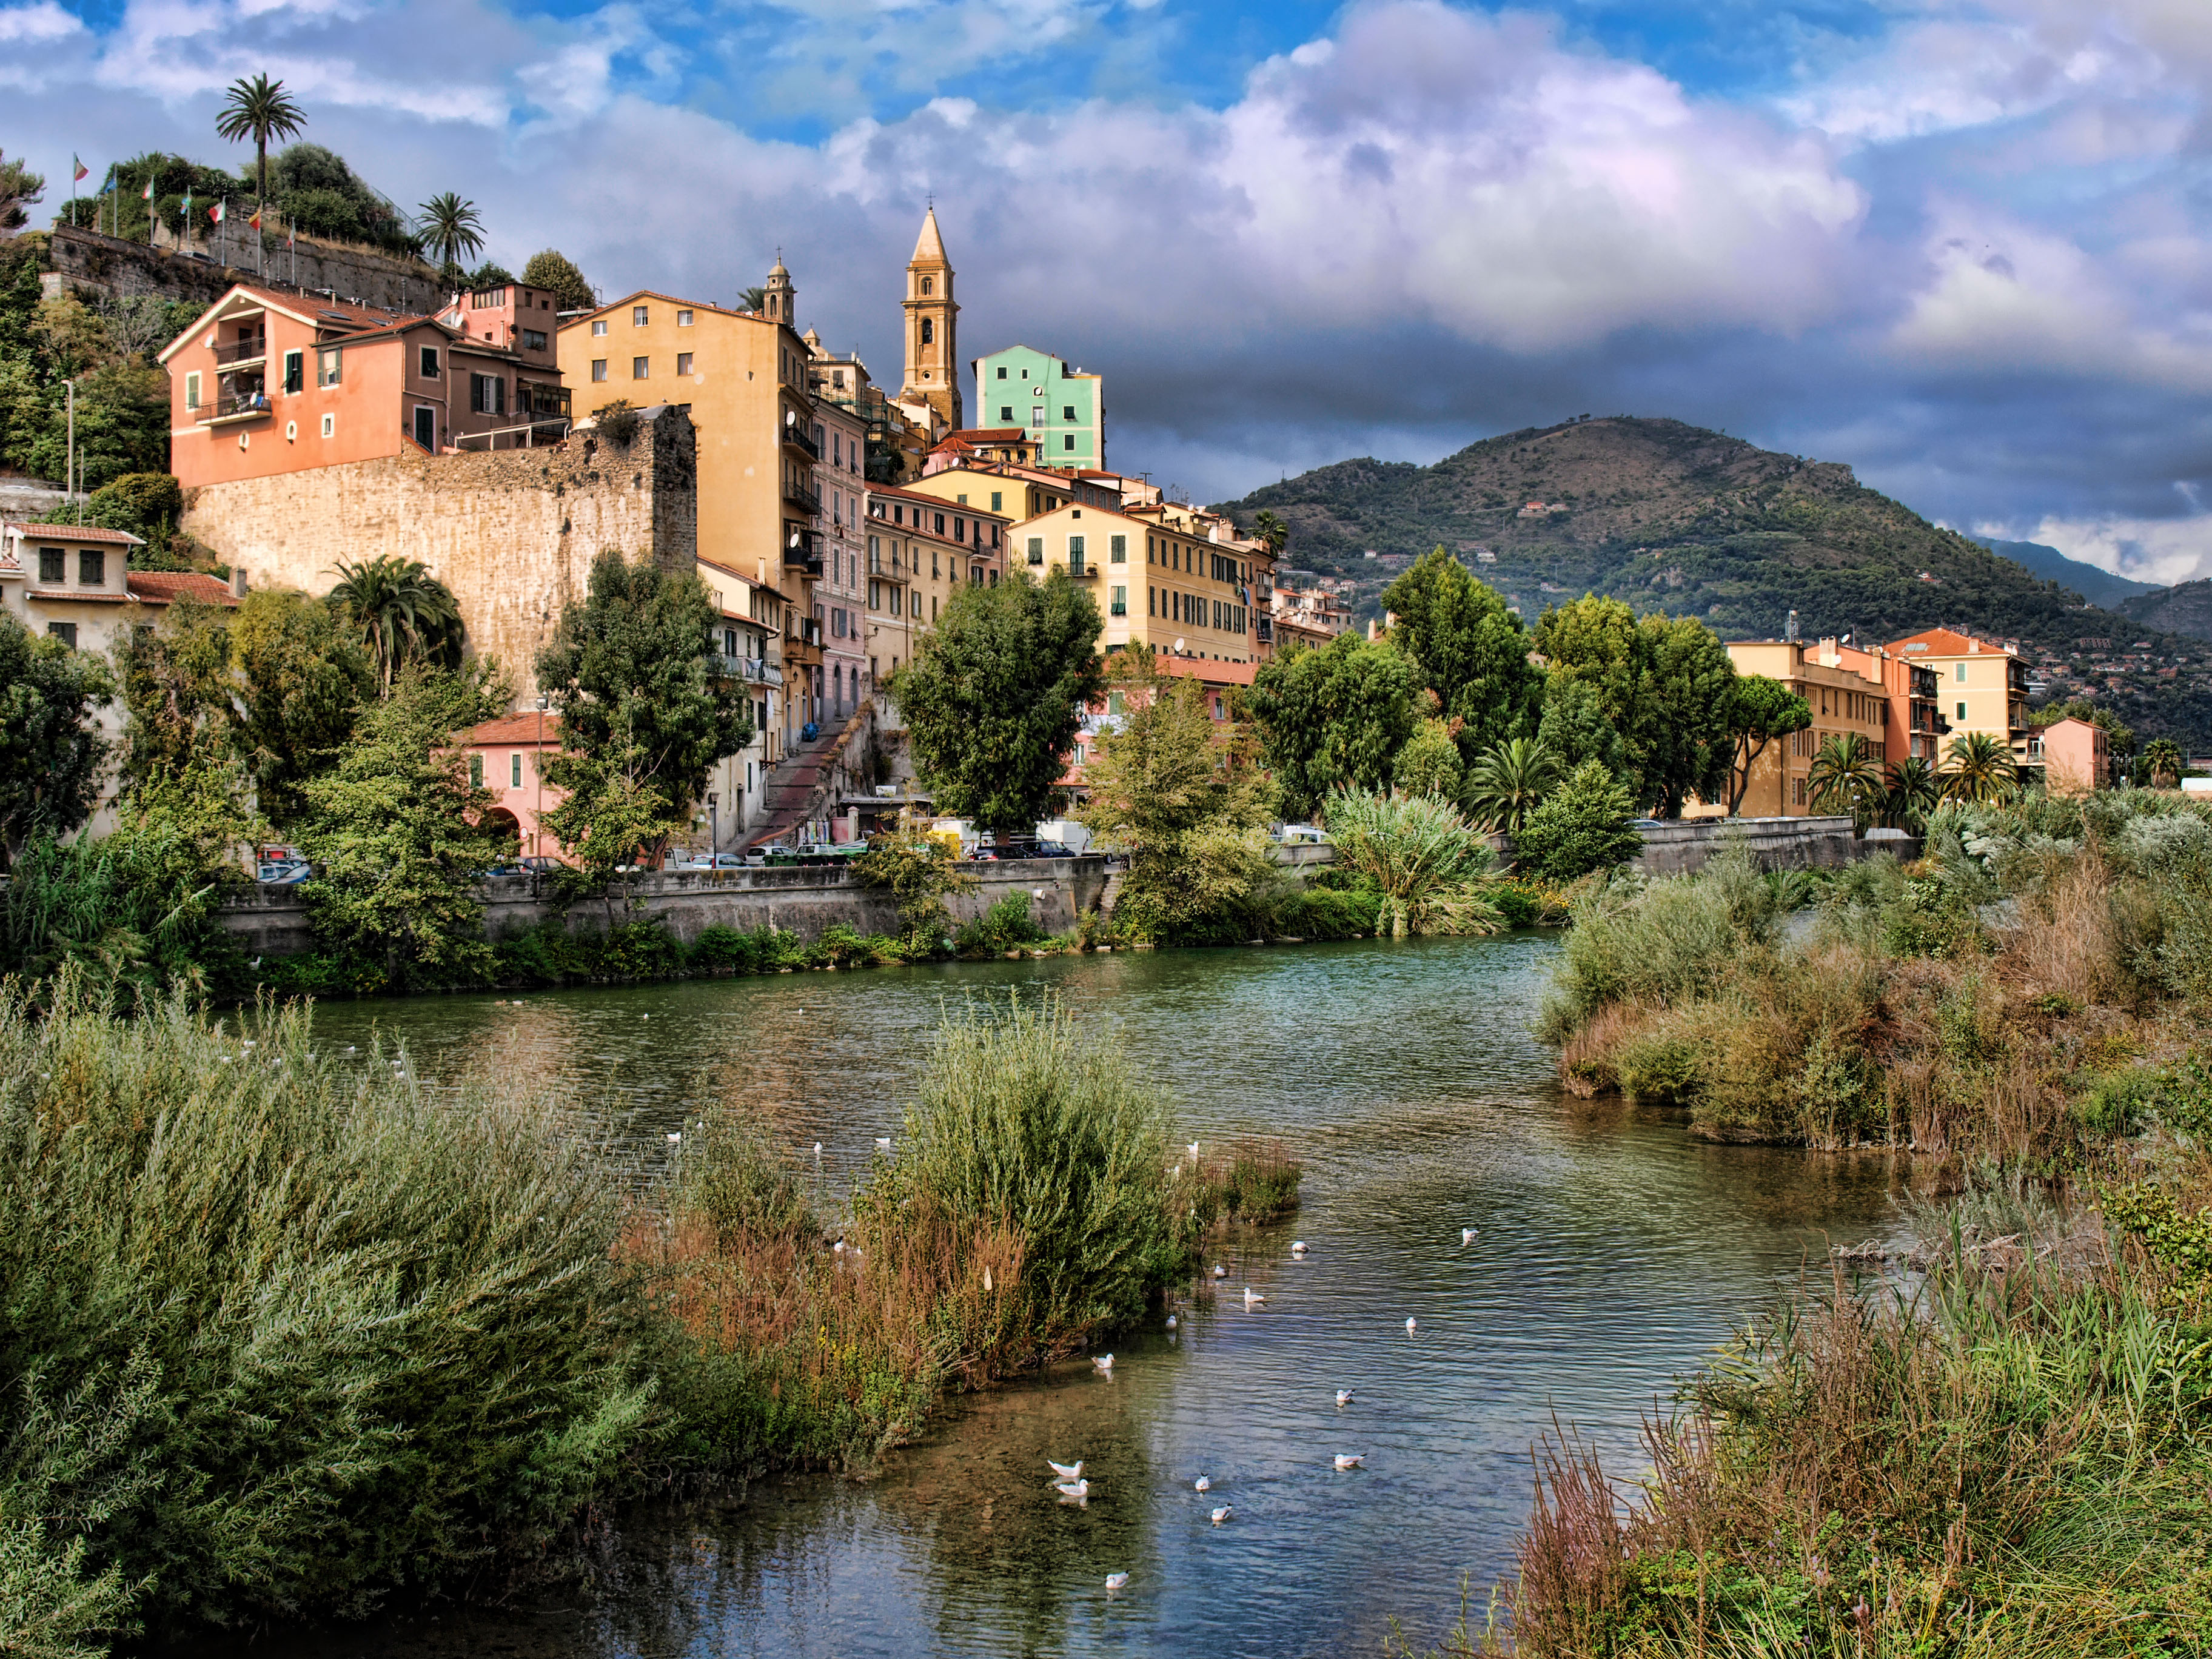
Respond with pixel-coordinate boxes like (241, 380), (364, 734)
(159, 281), (569, 489)
(2031, 716), (2112, 794)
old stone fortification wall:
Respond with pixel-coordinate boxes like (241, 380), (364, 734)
(1631, 817), (1889, 876)
(182, 410), (696, 697)
(34, 225), (447, 315)
(217, 857), (1111, 959)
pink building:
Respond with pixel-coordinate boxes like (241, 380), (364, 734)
(458, 712), (568, 861)
(2032, 716), (2112, 794)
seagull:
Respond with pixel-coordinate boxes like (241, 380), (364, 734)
(1093, 1354), (1114, 1373)
(1335, 1389), (1353, 1407)
(1212, 1264), (1227, 1279)
(1461, 1227), (1478, 1245)
(874, 1136), (892, 1148)
(1047, 1459), (1082, 1481)
(1406, 1316), (1418, 1335)
(1243, 1287), (1265, 1307)
(1333, 1454), (1365, 1471)
(666, 1131), (682, 1144)
(1194, 1475), (1212, 1492)
(1210, 1506), (1232, 1525)
(1105, 1572), (1128, 1591)
(1165, 1315), (1178, 1329)
(1056, 1478), (1090, 1500)
(1291, 1241), (1309, 1256)
(1188, 1141), (1199, 1159)
(813, 1142), (822, 1155)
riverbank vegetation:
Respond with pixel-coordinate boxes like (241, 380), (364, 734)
(0, 989), (1278, 1656)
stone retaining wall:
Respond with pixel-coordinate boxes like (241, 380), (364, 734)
(216, 857), (1111, 959)
(35, 225), (446, 315)
(1631, 816), (1879, 876)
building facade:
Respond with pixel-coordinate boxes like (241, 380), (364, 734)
(1886, 627), (2034, 768)
(2031, 716), (2112, 794)
(813, 393), (871, 726)
(1013, 501), (1266, 664)
(1724, 640), (1891, 815)
(698, 555), (784, 840)
(971, 344), (1103, 471)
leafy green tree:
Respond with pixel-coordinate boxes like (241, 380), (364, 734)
(1380, 548), (1543, 761)
(534, 551), (752, 865)
(462, 261), (514, 291)
(1247, 631), (1420, 820)
(214, 73), (307, 206)
(1939, 731), (2019, 805)
(1322, 789), (1501, 937)
(0, 611), (113, 864)
(296, 663), (511, 989)
(116, 596), (235, 792)
(329, 555), (463, 692)
(1884, 756), (1939, 830)
(1724, 675), (1812, 813)
(69, 471), (182, 545)
(1075, 652), (1278, 941)
(1466, 736), (1560, 833)
(521, 250), (595, 313)
(1512, 759), (1642, 883)
(1807, 732), (1885, 826)
(893, 569), (1104, 840)
(2143, 738), (2184, 789)
(0, 149), (41, 232)
(1634, 613), (1737, 818)
(538, 737), (688, 916)
(415, 192), (485, 281)
(2032, 697), (2135, 763)
(853, 822), (978, 953)
(1395, 716), (1465, 802)
(229, 589), (374, 830)
(1535, 674), (1626, 777)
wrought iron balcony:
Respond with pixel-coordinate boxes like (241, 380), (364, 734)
(782, 424), (820, 461)
(783, 478), (820, 514)
(196, 392), (273, 424)
(212, 336), (267, 368)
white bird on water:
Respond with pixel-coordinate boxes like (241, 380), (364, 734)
(1210, 1506), (1232, 1526)
(1093, 1353), (1114, 1374)
(1047, 1459), (1082, 1481)
(1165, 1315), (1178, 1330)
(1333, 1454), (1365, 1471)
(874, 1136), (892, 1148)
(1243, 1287), (1265, 1307)
(1461, 1227), (1478, 1246)
(1290, 1241), (1308, 1256)
(1105, 1572), (1128, 1591)
(1188, 1141), (1200, 1159)
(1057, 1479), (1090, 1500)
(1335, 1389), (1353, 1407)
(1406, 1316), (1418, 1335)
(1212, 1264), (1227, 1279)
(1193, 1475), (1212, 1493)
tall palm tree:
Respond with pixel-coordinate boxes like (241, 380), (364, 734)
(1464, 736), (1560, 834)
(1806, 733), (1885, 825)
(1253, 509), (1289, 556)
(214, 74), (306, 206)
(1939, 731), (2019, 805)
(1883, 756), (1939, 830)
(329, 557), (464, 692)
(2143, 737), (2184, 789)
(416, 193), (486, 278)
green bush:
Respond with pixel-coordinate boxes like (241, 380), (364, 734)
(1269, 885), (1384, 939)
(1614, 1024), (1708, 1105)
(1512, 759), (1641, 883)
(959, 891), (1048, 955)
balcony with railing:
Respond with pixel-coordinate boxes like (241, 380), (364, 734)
(782, 423), (820, 461)
(783, 528), (823, 577)
(1067, 554), (1098, 579)
(452, 417), (572, 451)
(1256, 617), (1274, 643)
(783, 478), (821, 514)
(712, 653), (783, 686)
(212, 335), (268, 369)
(195, 390), (273, 426)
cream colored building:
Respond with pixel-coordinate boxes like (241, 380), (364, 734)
(865, 486), (1007, 658)
(696, 554), (783, 840)
(1011, 501), (1265, 663)
(1886, 627), (2033, 767)
(901, 460), (1109, 524)
(1724, 640), (1891, 816)
(898, 209), (962, 432)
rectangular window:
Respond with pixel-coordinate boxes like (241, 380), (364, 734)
(1027, 537), (1044, 566)
(317, 346), (341, 386)
(420, 345), (440, 377)
(632, 357), (648, 380)
(38, 547), (64, 582)
(676, 352), (693, 375)
(632, 306), (649, 326)
(47, 622), (75, 648)
(184, 370), (201, 411)
(592, 318), (608, 336)
(1957, 700), (1968, 720)
(591, 359), (608, 381)
(322, 412), (335, 438)
(933, 513), (946, 535)
(997, 366), (1008, 379)
(892, 588), (902, 617)
(1793, 776), (1807, 806)
(999, 406), (1013, 421)
(469, 754), (484, 788)
(522, 329), (548, 352)
(990, 491), (1003, 512)
(677, 309), (694, 327)
(1068, 534), (1085, 560)
(1110, 534), (1126, 563)
(284, 350), (303, 394)
(79, 549), (104, 585)
(511, 752), (523, 788)
(1111, 585), (1127, 616)
(469, 374), (507, 415)
(956, 517), (967, 543)
(1954, 663), (1967, 681)
(1063, 405), (1076, 421)
(1064, 434), (1075, 451)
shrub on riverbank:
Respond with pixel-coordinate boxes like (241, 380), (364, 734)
(1541, 794), (2212, 1155)
(1190, 1138), (1303, 1225)
(1507, 1162), (2212, 1657)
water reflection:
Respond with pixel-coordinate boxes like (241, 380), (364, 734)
(223, 936), (1900, 1658)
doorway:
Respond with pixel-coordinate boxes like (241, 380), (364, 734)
(412, 405), (436, 450)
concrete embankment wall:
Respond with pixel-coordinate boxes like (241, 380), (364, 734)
(217, 857), (1111, 959)
(1631, 817), (1915, 876)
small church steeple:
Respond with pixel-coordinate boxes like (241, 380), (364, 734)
(900, 206), (960, 430)
(763, 253), (796, 332)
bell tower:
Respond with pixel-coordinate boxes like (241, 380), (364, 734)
(762, 255), (796, 332)
(900, 206), (961, 431)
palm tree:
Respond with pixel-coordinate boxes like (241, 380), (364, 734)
(329, 557), (464, 692)
(1253, 509), (1289, 557)
(2143, 737), (2184, 789)
(416, 193), (486, 279)
(1806, 733), (1884, 825)
(738, 285), (768, 314)
(1882, 756), (1939, 830)
(0, 149), (44, 233)
(1323, 789), (1503, 938)
(214, 74), (306, 206)
(1939, 731), (2019, 805)
(1464, 736), (1560, 834)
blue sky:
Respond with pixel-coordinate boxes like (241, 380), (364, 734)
(10, 0), (2212, 584)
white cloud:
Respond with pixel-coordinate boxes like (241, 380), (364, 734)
(0, 1), (82, 42)
(2023, 509), (2212, 587)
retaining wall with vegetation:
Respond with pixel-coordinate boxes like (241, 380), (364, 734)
(1631, 816), (1900, 876)
(216, 857), (1112, 959)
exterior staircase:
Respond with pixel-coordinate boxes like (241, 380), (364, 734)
(745, 707), (872, 848)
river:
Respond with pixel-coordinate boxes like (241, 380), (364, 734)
(235, 933), (1899, 1658)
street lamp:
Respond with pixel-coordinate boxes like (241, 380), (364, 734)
(707, 791), (719, 863)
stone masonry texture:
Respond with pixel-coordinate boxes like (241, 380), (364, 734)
(38, 225), (447, 316)
(181, 409), (698, 702)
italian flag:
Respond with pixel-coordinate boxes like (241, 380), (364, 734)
(141, 178), (153, 201)
(72, 155), (88, 186)
(208, 200), (225, 224)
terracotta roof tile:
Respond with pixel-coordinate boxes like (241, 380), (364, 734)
(126, 571), (239, 606)
(463, 713), (565, 746)
(5, 521), (144, 545)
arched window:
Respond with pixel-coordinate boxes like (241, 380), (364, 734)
(920, 318), (934, 345)
(921, 277), (933, 296)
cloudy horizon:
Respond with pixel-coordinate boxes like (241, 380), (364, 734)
(12, 0), (2211, 585)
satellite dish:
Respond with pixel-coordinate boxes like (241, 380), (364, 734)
(785, 410), (796, 426)
(788, 532), (800, 548)
(1173, 638), (1185, 653)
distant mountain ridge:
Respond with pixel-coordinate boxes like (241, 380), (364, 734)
(2120, 579), (2212, 645)
(1213, 416), (2147, 651)
(1972, 537), (2159, 611)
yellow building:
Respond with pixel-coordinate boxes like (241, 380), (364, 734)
(1010, 501), (1264, 663)
(557, 276), (824, 754)
(1886, 627), (2033, 765)
(865, 485), (1007, 660)
(901, 460), (1112, 525)
(1724, 640), (1891, 815)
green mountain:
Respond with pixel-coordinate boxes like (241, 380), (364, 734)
(2120, 579), (2212, 645)
(1973, 536), (2159, 611)
(1216, 416), (2137, 650)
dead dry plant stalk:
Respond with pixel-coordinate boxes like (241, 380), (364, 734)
(2011, 855), (2120, 1008)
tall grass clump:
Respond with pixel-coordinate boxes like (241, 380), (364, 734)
(0, 978), (652, 1650)
(1188, 1138), (1304, 1227)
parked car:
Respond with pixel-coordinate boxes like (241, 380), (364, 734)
(1033, 840), (1073, 858)
(256, 860), (311, 885)
(670, 853), (747, 870)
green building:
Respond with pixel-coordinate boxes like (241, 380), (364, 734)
(971, 344), (1104, 471)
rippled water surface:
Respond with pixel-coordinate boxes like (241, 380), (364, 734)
(244, 936), (1899, 1658)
